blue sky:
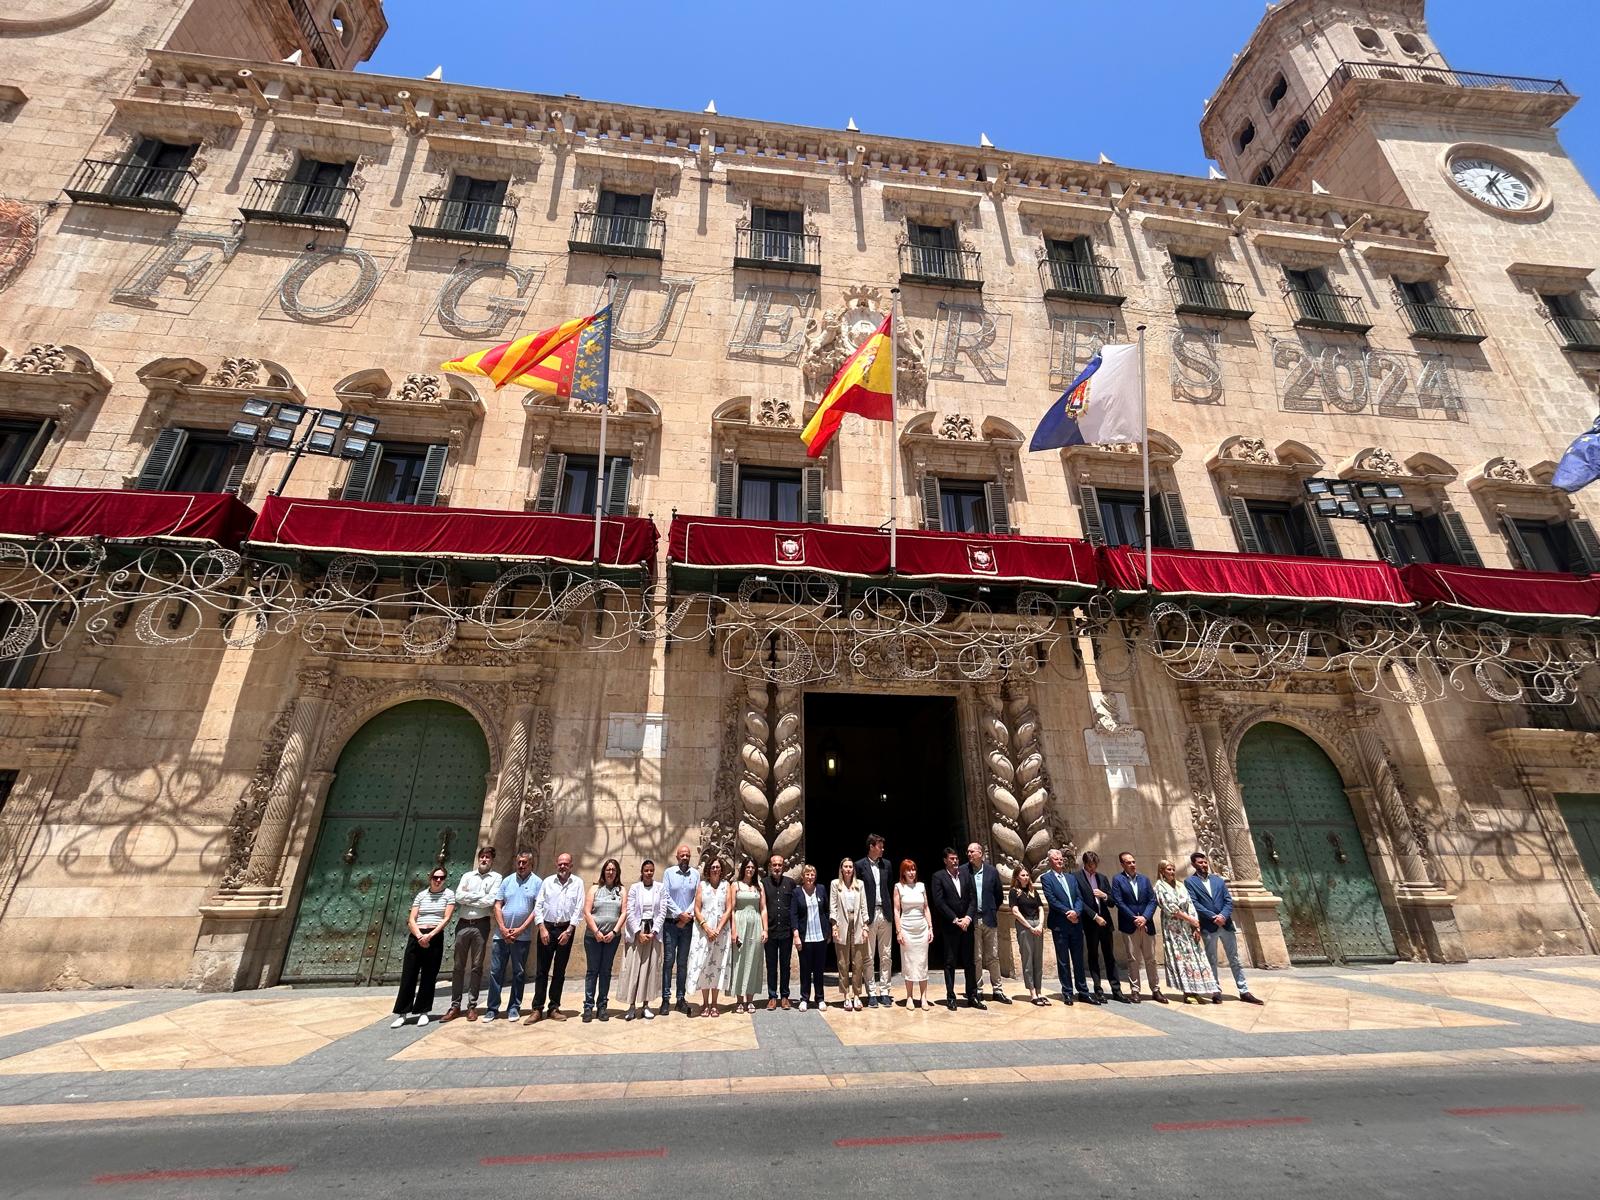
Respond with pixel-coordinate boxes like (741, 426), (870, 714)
(364, 1), (1598, 184)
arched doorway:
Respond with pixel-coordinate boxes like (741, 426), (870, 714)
(1235, 722), (1396, 964)
(282, 700), (490, 985)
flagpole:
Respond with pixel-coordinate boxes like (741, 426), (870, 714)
(889, 288), (901, 573)
(593, 272), (618, 563)
(1136, 323), (1151, 586)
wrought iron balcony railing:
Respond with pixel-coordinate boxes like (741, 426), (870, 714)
(734, 226), (821, 273)
(1169, 275), (1254, 320)
(1288, 287), (1373, 333)
(1399, 300), (1487, 343)
(239, 177), (359, 230)
(409, 195), (517, 245)
(898, 243), (982, 289)
(1553, 315), (1600, 353)
(63, 158), (197, 212)
(1254, 60), (1571, 186)
(568, 210), (666, 258)
(288, 0), (338, 69)
(1040, 257), (1125, 305)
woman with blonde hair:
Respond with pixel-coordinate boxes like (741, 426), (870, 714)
(830, 857), (868, 1011)
(789, 863), (830, 1010)
(1154, 858), (1218, 1004)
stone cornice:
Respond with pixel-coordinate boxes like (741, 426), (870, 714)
(0, 688), (119, 721)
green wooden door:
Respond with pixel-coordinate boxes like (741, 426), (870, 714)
(1556, 794), (1600, 901)
(1236, 722), (1397, 964)
(282, 700), (490, 985)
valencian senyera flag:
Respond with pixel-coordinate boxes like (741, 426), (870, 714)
(1029, 343), (1142, 451)
(441, 308), (602, 391)
(1553, 414), (1600, 493)
(800, 314), (894, 458)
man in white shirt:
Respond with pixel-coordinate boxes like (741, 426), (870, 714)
(660, 844), (700, 1015)
(855, 835), (895, 1008)
(443, 846), (501, 1023)
(526, 852), (585, 1023)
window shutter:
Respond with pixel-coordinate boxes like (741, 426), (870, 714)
(9, 418), (56, 484)
(341, 441), (383, 501)
(532, 451), (566, 513)
(220, 452), (250, 496)
(919, 475), (942, 531)
(1158, 491), (1195, 549)
(1437, 509), (1483, 567)
(1369, 521), (1400, 565)
(603, 457), (632, 516)
(713, 457), (738, 518)
(1227, 495), (1265, 554)
(1569, 517), (1600, 573)
(447, 174), (473, 201)
(800, 465), (825, 524)
(1076, 483), (1106, 546)
(134, 427), (187, 491)
(1499, 514), (1535, 571)
(414, 444), (448, 507)
(1303, 503), (1343, 559)
(983, 481), (1013, 535)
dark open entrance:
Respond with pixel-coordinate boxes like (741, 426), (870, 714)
(804, 692), (967, 969)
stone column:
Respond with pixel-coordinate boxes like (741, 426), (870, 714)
(491, 677), (545, 857)
(978, 684), (1027, 877)
(241, 666), (335, 896)
(770, 669), (804, 865)
(735, 673), (772, 865)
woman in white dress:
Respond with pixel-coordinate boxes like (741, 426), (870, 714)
(893, 858), (934, 1010)
(621, 860), (667, 1021)
(687, 857), (732, 1017)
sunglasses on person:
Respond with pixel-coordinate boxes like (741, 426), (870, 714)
(429, 873), (446, 882)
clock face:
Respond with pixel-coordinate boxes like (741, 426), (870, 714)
(1450, 157), (1535, 210)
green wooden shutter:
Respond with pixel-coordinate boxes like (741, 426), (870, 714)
(1499, 514), (1535, 570)
(1369, 521), (1400, 564)
(1159, 491), (1195, 549)
(800, 465), (825, 524)
(983, 481), (1012, 535)
(1303, 503), (1343, 559)
(603, 456), (632, 516)
(1076, 482), (1106, 546)
(1437, 509), (1484, 567)
(134, 427), (188, 491)
(220, 451), (250, 496)
(341, 441), (383, 501)
(919, 476), (942, 530)
(1227, 495), (1265, 554)
(532, 452), (566, 513)
(414, 444), (448, 507)
(1569, 517), (1600, 573)
(9, 418), (56, 484)
(714, 457), (738, 518)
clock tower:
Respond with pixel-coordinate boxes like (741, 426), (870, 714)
(1203, 0), (1600, 476)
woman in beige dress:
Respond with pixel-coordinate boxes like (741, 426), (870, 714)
(621, 859), (667, 1021)
(830, 857), (868, 1011)
(893, 858), (933, 1010)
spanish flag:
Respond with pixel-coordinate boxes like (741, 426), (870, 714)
(441, 311), (599, 390)
(800, 314), (894, 458)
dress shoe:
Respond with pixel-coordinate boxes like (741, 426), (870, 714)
(1129, 991), (1142, 1004)
(675, 1000), (691, 1016)
(548, 1008), (567, 1021)
(1152, 991), (1170, 1004)
(994, 992), (1012, 1005)
(1061, 995), (1074, 1006)
(1077, 993), (1095, 1006)
(1112, 992), (1130, 1004)
(1093, 992), (1109, 1005)
(466, 1007), (479, 1022)
(969, 997), (988, 1011)
(440, 1006), (461, 1023)
(1241, 993), (1265, 1006)
(1211, 992), (1224, 1005)
(766, 998), (778, 1011)
(944, 997), (958, 1011)
(780, 998), (791, 1010)
(523, 1011), (543, 1025)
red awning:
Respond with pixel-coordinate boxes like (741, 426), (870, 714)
(1401, 562), (1600, 621)
(247, 496), (658, 569)
(1100, 545), (1413, 607)
(668, 515), (1098, 589)
(0, 485), (255, 548)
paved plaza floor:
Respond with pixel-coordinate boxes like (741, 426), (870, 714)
(1, 957), (1599, 1126)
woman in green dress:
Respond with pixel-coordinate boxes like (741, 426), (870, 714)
(1155, 858), (1219, 1003)
(725, 857), (768, 1013)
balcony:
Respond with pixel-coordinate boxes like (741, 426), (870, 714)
(288, 0), (338, 69)
(63, 158), (197, 213)
(1288, 287), (1372, 334)
(568, 210), (665, 259)
(1399, 300), (1487, 344)
(1255, 61), (1572, 187)
(1169, 275), (1254, 320)
(734, 226), (820, 273)
(1039, 257), (1125, 306)
(409, 195), (517, 246)
(239, 177), (358, 231)
(1553, 315), (1600, 353)
(897, 243), (982, 290)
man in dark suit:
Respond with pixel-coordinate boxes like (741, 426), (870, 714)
(1185, 851), (1264, 1005)
(855, 834), (895, 1009)
(1110, 851), (1167, 1004)
(761, 854), (796, 1010)
(963, 842), (1010, 1003)
(928, 847), (983, 1010)
(1075, 851), (1123, 1003)
(1039, 847), (1090, 1004)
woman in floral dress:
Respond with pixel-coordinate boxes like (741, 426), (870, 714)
(687, 857), (733, 1016)
(1154, 858), (1219, 1003)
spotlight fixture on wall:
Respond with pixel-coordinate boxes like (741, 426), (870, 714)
(228, 397), (380, 495)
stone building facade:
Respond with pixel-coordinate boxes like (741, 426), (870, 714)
(1, 0), (1598, 993)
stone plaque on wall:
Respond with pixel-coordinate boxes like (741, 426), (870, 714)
(607, 712), (667, 759)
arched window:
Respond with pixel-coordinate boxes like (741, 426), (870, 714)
(330, 3), (356, 48)
(1395, 32), (1425, 55)
(1354, 26), (1384, 52)
(1266, 74), (1289, 112)
(1235, 122), (1256, 152)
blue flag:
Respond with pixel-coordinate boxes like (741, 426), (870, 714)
(1553, 415), (1600, 493)
(1029, 343), (1142, 452)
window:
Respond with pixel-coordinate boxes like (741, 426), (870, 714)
(1235, 122), (1256, 152)
(1285, 267), (1348, 325)
(1253, 165), (1276, 187)
(1354, 26), (1384, 51)
(1395, 32), (1425, 55)
(907, 222), (959, 278)
(919, 476), (1013, 534)
(1266, 74), (1289, 111)
(559, 454), (631, 516)
(443, 175), (508, 235)
(597, 190), (653, 248)
(1504, 517), (1600, 574)
(750, 207), (804, 262)
(0, 417), (53, 484)
(112, 138), (196, 202)
(282, 158), (352, 217)
(1079, 487), (1191, 549)
(1044, 235), (1103, 295)
(342, 441), (448, 506)
(738, 467), (802, 522)
(133, 428), (249, 494)
(1170, 253), (1229, 312)
(1541, 292), (1600, 349)
(1368, 510), (1481, 567)
(1240, 500), (1339, 557)
(1396, 278), (1461, 336)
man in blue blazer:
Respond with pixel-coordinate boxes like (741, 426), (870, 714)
(1110, 852), (1167, 1004)
(1038, 847), (1091, 1005)
(1185, 852), (1264, 1005)
(963, 842), (1011, 1004)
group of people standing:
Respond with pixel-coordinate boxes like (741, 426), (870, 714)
(389, 837), (1265, 1027)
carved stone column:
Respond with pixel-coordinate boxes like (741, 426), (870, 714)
(978, 685), (1026, 878)
(770, 670), (804, 865)
(491, 677), (545, 857)
(1005, 686), (1057, 877)
(736, 675), (772, 865)
(241, 666), (335, 896)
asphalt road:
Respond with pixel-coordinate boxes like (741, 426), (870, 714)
(4, 1065), (1597, 1198)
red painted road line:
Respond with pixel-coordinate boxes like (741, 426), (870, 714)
(835, 1132), (1004, 1148)
(93, 1165), (294, 1184)
(1155, 1116), (1311, 1132)
(481, 1148), (667, 1166)
(1445, 1104), (1584, 1117)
